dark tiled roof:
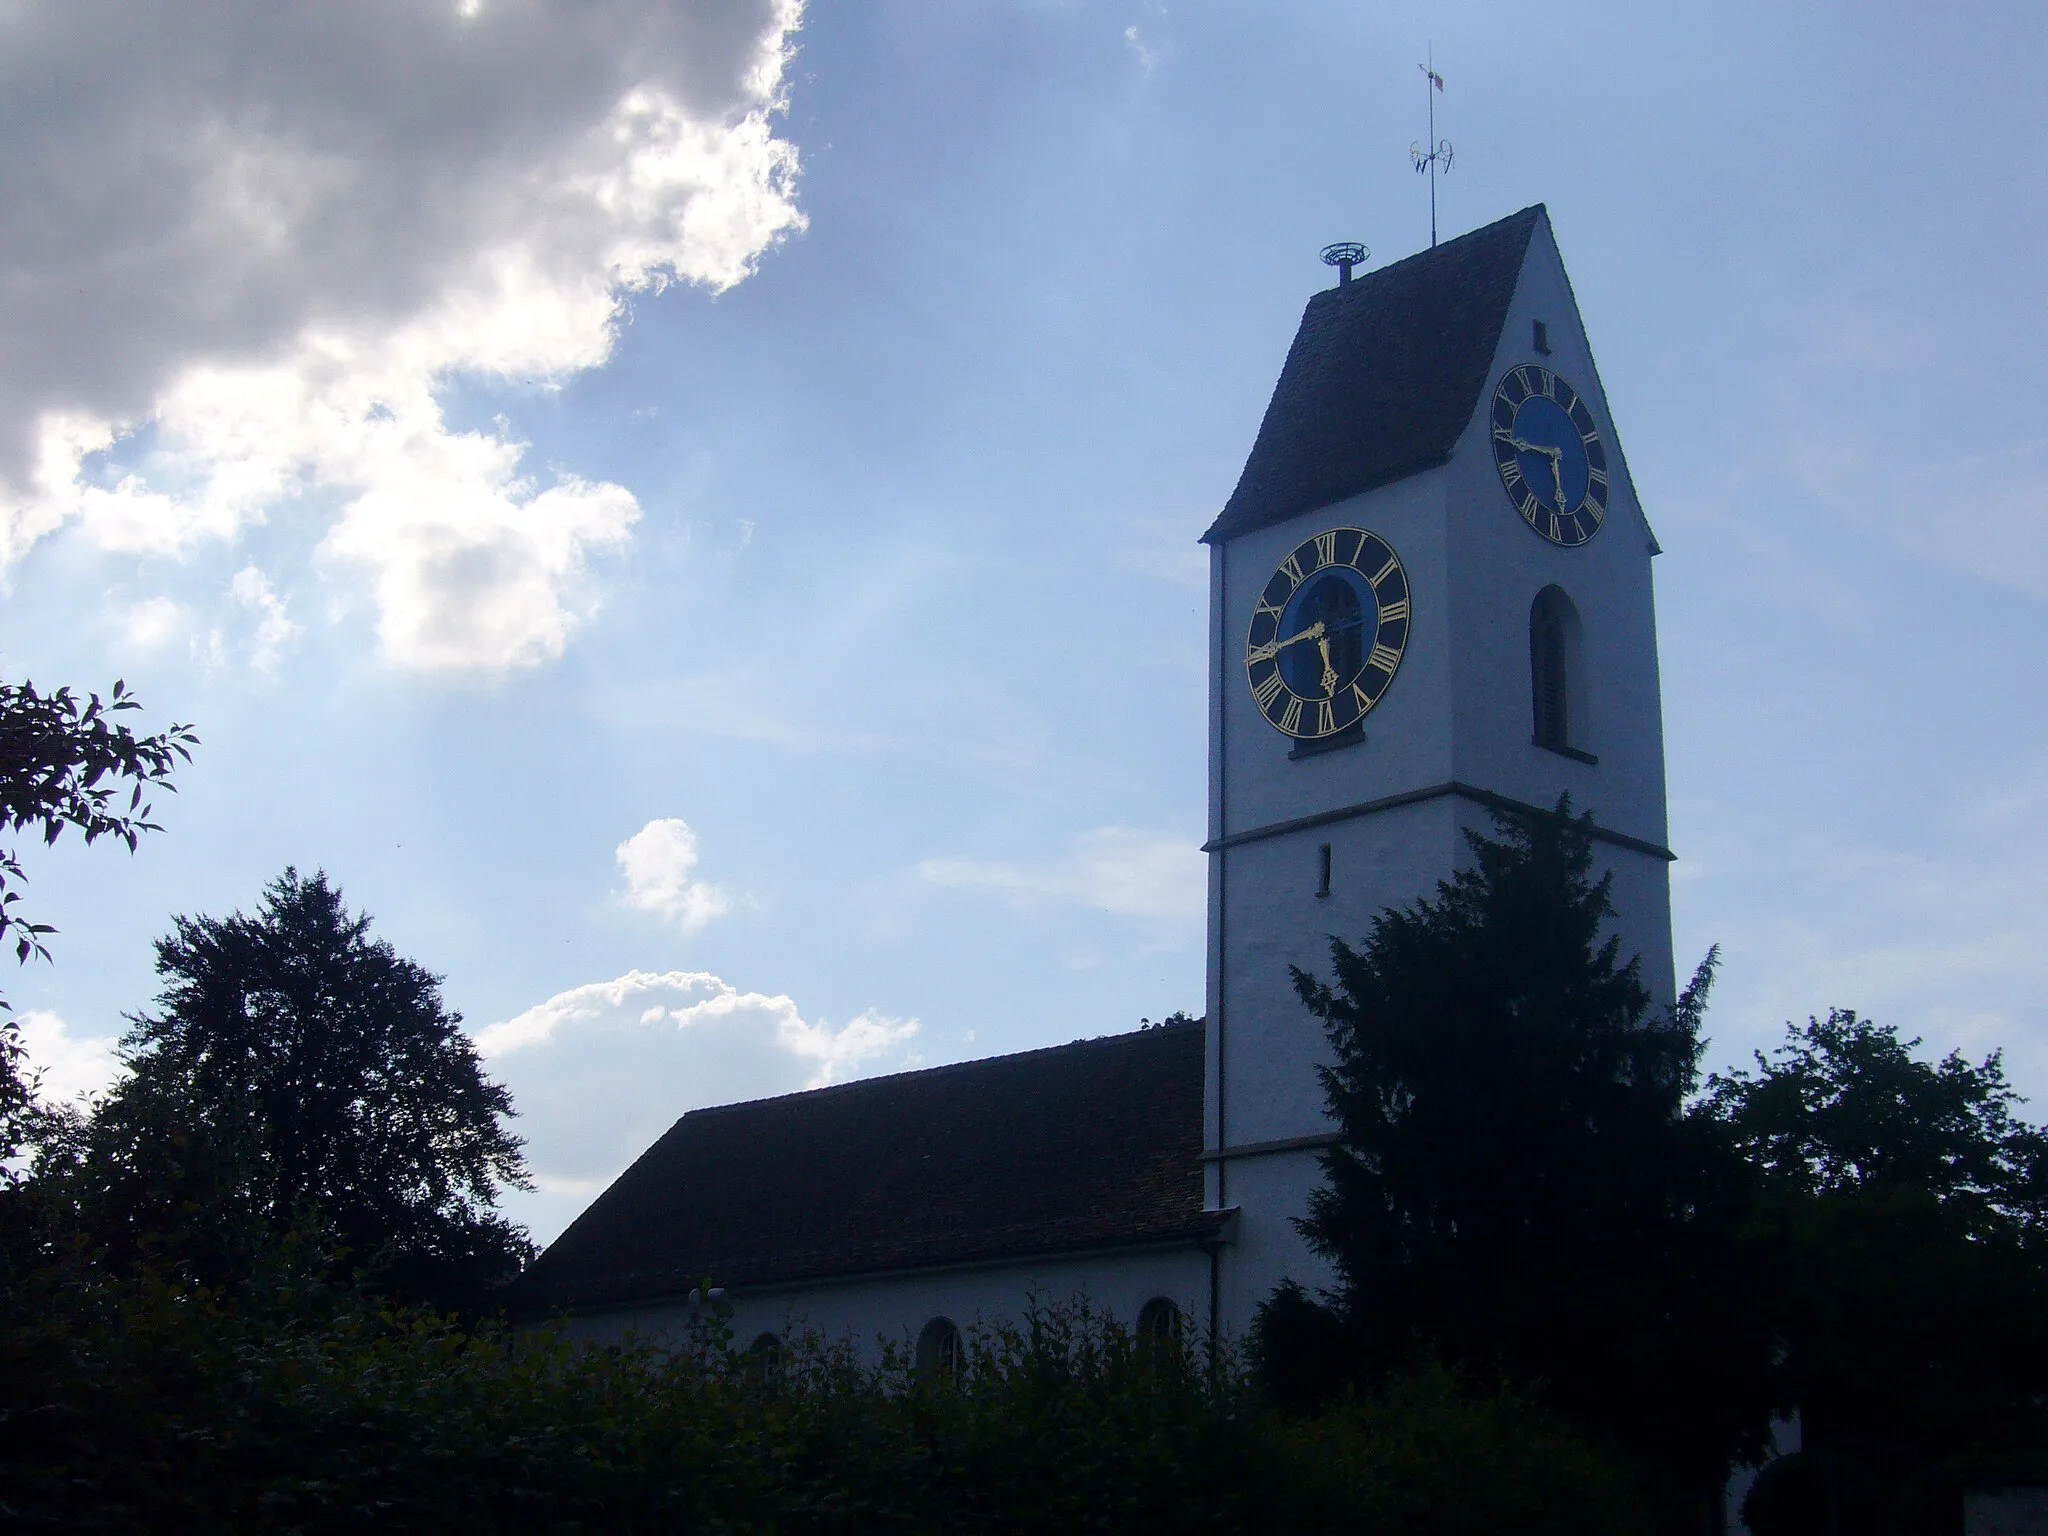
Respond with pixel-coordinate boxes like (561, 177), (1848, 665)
(1203, 205), (1543, 544)
(511, 1021), (1215, 1314)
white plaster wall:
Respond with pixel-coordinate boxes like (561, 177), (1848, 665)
(1443, 215), (1670, 848)
(560, 1244), (1215, 1363)
(1213, 1146), (1338, 1330)
(1441, 212), (1675, 1000)
(1210, 475), (1456, 841)
(1213, 793), (1464, 1153)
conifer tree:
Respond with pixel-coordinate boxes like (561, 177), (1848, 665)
(1255, 801), (1771, 1488)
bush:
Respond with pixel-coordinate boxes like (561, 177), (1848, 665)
(0, 1259), (1652, 1533)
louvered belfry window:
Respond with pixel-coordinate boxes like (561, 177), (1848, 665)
(1531, 594), (1570, 751)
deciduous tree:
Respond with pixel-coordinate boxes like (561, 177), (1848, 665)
(1703, 1014), (2048, 1479)
(68, 869), (532, 1309)
(0, 676), (193, 1176)
(0, 677), (194, 967)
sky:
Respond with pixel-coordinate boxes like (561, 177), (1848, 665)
(4, 0), (2045, 1242)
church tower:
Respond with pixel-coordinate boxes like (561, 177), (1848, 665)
(1202, 206), (1677, 1330)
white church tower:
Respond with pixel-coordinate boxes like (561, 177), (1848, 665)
(1200, 205), (1677, 1333)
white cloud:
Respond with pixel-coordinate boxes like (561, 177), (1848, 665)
(229, 565), (298, 672)
(112, 595), (188, 657)
(475, 969), (919, 1241)
(16, 1011), (123, 1108)
(1782, 431), (2048, 606)
(1675, 759), (2048, 1102)
(0, 0), (807, 671)
(918, 825), (1205, 924)
(1123, 25), (1158, 74)
(1121, 4), (1168, 75)
(615, 817), (731, 932)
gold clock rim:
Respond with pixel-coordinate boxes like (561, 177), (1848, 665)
(1243, 525), (1411, 741)
(1491, 364), (1609, 548)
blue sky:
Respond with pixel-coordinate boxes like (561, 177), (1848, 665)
(4, 0), (2044, 1240)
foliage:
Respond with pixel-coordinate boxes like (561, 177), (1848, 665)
(0, 1267), (1652, 1535)
(1702, 1013), (2048, 1479)
(38, 869), (531, 1309)
(0, 676), (192, 1178)
(1702, 1009), (2048, 1239)
(1254, 800), (1773, 1492)
(0, 1013), (35, 1164)
(0, 677), (195, 966)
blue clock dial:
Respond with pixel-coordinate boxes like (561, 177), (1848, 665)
(1245, 527), (1411, 741)
(1489, 365), (1609, 546)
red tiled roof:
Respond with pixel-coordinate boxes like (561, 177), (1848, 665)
(511, 1020), (1214, 1313)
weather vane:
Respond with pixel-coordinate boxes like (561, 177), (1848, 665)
(1409, 45), (1454, 248)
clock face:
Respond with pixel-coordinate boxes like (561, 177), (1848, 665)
(1245, 527), (1411, 741)
(1489, 364), (1610, 547)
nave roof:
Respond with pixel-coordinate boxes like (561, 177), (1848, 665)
(513, 1018), (1215, 1315)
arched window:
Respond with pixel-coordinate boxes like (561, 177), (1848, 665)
(1137, 1297), (1183, 1349)
(1529, 586), (1590, 759)
(916, 1316), (963, 1383)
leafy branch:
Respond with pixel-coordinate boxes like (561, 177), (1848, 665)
(0, 678), (197, 967)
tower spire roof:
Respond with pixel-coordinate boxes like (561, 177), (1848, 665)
(1204, 204), (1544, 544)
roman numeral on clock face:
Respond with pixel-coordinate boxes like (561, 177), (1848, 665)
(1249, 527), (1407, 736)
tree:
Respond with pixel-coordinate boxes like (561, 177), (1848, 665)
(0, 677), (195, 967)
(0, 677), (193, 1177)
(1704, 1009), (2048, 1239)
(68, 869), (532, 1308)
(1253, 801), (1773, 1491)
(1702, 1014), (2048, 1479)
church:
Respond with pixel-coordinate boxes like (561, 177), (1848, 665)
(512, 204), (1677, 1366)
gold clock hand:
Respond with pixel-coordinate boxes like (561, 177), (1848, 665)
(1494, 425), (1556, 455)
(1498, 430), (1569, 500)
(1246, 619), (1327, 666)
(1316, 636), (1339, 697)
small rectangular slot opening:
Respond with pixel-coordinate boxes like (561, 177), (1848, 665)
(1316, 843), (1332, 899)
(1533, 319), (1551, 354)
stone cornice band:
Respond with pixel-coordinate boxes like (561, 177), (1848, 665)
(1202, 779), (1675, 862)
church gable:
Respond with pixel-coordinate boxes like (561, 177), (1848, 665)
(513, 1020), (1215, 1316)
(1203, 205), (1542, 545)
(1453, 212), (1659, 557)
